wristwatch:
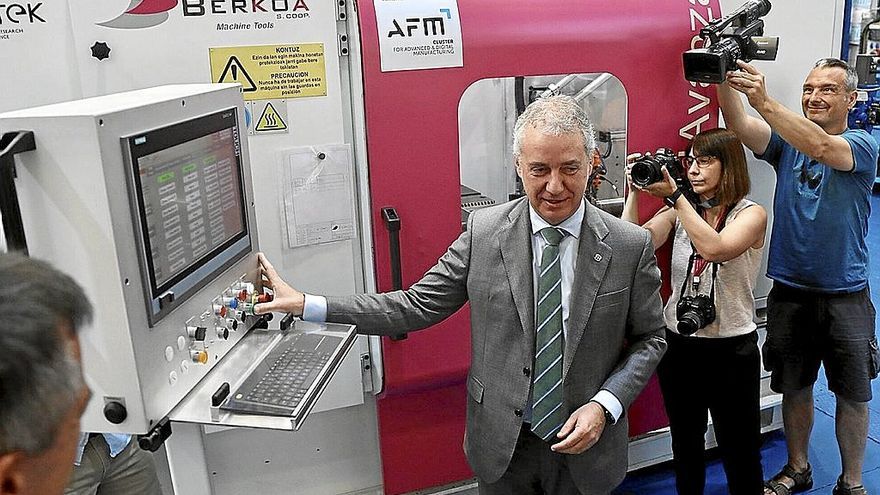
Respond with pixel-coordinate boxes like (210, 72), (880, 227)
(664, 188), (682, 208)
(591, 401), (616, 425)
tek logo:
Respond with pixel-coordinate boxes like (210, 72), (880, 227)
(0, 2), (46, 24)
(387, 8), (452, 38)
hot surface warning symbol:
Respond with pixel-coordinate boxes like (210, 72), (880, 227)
(255, 101), (288, 133)
(217, 56), (257, 92)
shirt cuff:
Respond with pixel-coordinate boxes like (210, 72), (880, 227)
(73, 432), (89, 466)
(302, 294), (327, 322)
(591, 390), (623, 424)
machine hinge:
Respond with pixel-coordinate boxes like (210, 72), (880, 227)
(360, 352), (374, 393)
(338, 33), (350, 57)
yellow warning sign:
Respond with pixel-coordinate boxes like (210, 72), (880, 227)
(209, 44), (326, 101)
(217, 56), (257, 93)
(255, 102), (287, 132)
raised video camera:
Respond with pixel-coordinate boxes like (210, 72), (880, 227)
(630, 148), (693, 198)
(676, 293), (716, 336)
(683, 0), (779, 84)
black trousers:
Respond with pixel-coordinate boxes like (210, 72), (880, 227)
(478, 425), (581, 495)
(657, 331), (764, 495)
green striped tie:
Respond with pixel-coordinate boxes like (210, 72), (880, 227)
(531, 227), (566, 441)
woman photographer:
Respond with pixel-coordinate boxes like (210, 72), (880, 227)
(622, 128), (768, 495)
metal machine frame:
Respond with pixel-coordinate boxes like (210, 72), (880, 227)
(0, 84), (262, 435)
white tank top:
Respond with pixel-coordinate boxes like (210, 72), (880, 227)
(663, 199), (762, 338)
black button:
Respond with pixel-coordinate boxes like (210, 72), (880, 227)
(522, 367), (531, 377)
(514, 409), (523, 417)
(103, 401), (127, 424)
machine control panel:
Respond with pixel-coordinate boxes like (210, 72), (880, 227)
(0, 85), (261, 434)
(179, 277), (269, 369)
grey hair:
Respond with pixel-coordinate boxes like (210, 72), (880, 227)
(814, 57), (858, 92)
(512, 95), (596, 160)
(0, 252), (92, 456)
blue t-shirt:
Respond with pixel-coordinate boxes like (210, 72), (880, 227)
(756, 129), (878, 293)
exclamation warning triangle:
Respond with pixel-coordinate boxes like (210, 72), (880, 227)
(256, 102), (287, 132)
(218, 56), (257, 92)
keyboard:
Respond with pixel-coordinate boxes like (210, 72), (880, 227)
(222, 331), (343, 416)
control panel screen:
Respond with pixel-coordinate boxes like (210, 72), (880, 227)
(127, 108), (249, 300)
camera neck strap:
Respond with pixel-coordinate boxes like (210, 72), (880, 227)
(681, 203), (733, 302)
(691, 204), (730, 277)
(681, 253), (719, 305)
(696, 196), (720, 210)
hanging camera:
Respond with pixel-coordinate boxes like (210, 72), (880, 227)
(682, 0), (779, 84)
(676, 292), (716, 336)
(675, 253), (718, 336)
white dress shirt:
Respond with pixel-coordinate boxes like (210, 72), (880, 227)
(526, 200), (622, 424)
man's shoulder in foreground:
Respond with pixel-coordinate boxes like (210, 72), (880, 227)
(588, 202), (652, 243)
(468, 196), (529, 226)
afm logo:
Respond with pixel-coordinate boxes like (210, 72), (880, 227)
(0, 3), (45, 24)
(182, 0), (309, 16)
(387, 9), (452, 38)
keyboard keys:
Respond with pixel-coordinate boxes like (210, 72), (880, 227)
(229, 333), (340, 413)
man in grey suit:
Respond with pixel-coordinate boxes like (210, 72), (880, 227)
(255, 95), (667, 494)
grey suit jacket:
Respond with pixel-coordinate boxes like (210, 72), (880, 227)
(326, 198), (666, 494)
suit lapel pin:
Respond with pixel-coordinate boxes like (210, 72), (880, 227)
(594, 254), (602, 262)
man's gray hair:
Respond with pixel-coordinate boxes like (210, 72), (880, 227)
(0, 252), (92, 456)
(512, 95), (596, 160)
(814, 57), (858, 92)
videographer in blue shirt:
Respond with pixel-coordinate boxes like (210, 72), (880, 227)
(718, 58), (879, 495)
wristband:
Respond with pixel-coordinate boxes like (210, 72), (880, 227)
(664, 188), (682, 208)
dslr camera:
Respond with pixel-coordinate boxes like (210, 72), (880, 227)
(630, 149), (693, 198)
(676, 293), (716, 336)
(683, 0), (779, 84)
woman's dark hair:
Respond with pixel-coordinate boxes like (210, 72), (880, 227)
(689, 127), (750, 207)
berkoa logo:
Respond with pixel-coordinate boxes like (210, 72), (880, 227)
(98, 0), (178, 29)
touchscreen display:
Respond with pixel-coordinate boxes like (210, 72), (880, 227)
(128, 109), (248, 297)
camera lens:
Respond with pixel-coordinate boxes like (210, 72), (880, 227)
(632, 151), (682, 188)
(676, 294), (716, 335)
(631, 157), (664, 188)
(708, 37), (742, 69)
(677, 311), (703, 336)
(684, 37), (744, 83)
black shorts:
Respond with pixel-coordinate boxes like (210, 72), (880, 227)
(764, 282), (880, 402)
